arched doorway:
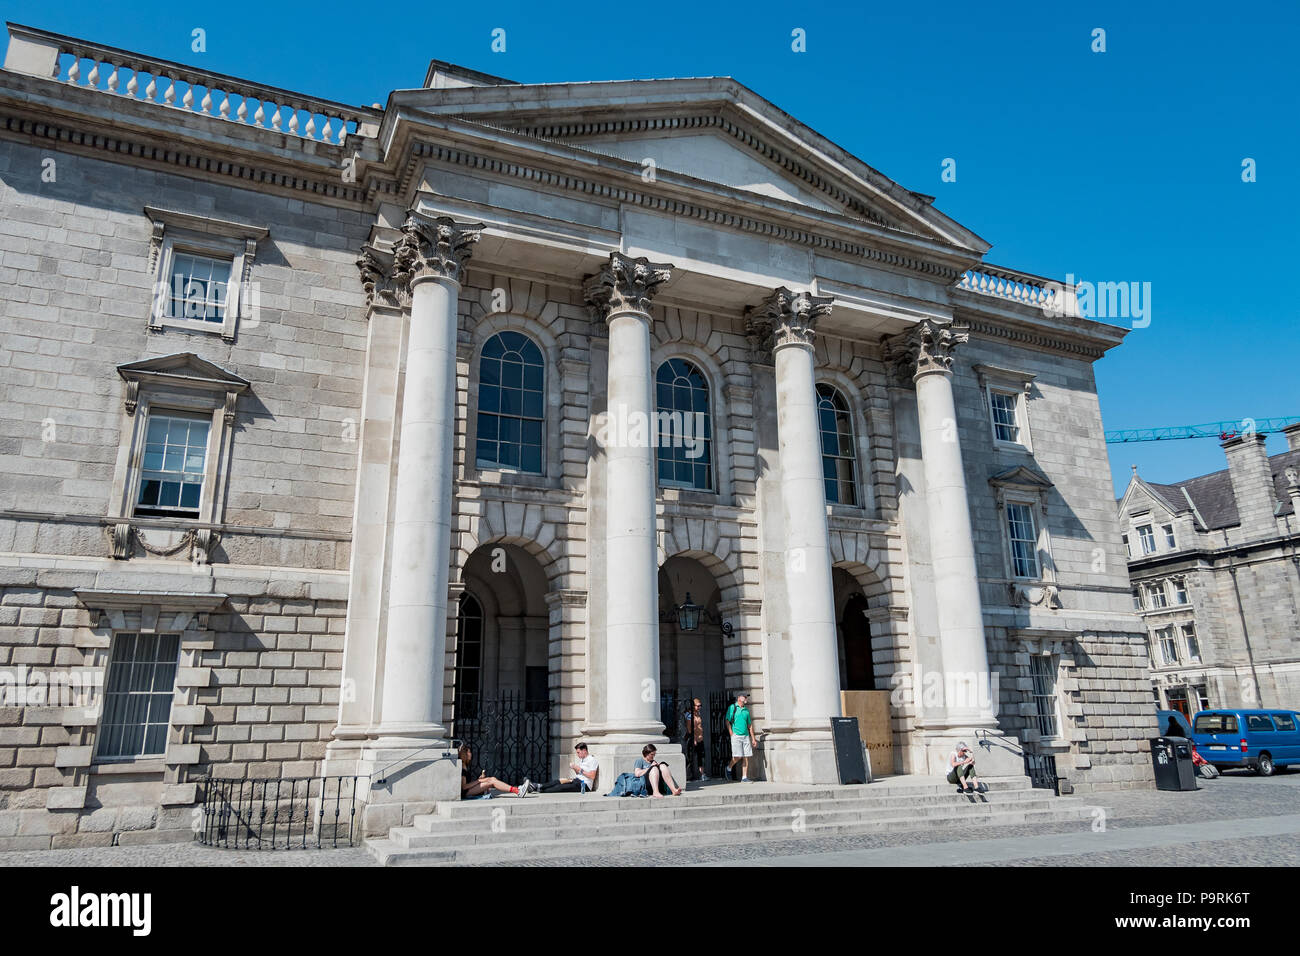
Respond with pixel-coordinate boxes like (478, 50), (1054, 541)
(834, 567), (877, 690)
(451, 543), (552, 781)
(658, 555), (728, 779)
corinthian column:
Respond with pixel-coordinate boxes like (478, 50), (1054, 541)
(584, 252), (673, 741)
(375, 213), (482, 747)
(884, 320), (1005, 769)
(746, 288), (843, 784)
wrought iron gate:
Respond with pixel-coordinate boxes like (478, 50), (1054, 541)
(451, 690), (552, 784)
(1023, 752), (1060, 795)
(708, 690), (737, 779)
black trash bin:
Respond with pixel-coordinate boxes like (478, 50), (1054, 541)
(1150, 736), (1197, 791)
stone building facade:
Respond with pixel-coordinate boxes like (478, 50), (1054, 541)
(1118, 426), (1300, 717)
(0, 24), (1153, 848)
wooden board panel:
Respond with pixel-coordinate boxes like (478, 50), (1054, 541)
(841, 690), (894, 776)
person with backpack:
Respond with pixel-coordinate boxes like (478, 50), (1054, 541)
(724, 693), (757, 782)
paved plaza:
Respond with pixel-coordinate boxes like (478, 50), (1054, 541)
(2, 771), (1297, 867)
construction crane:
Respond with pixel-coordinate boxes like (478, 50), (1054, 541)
(1104, 417), (1300, 444)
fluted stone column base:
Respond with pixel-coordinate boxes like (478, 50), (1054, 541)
(354, 743), (461, 837)
(583, 739), (684, 796)
(762, 731), (841, 785)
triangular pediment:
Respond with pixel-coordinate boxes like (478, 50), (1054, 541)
(392, 78), (990, 254)
(563, 130), (847, 215)
(117, 353), (249, 392)
(989, 465), (1054, 490)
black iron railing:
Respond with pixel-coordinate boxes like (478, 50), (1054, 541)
(450, 691), (552, 784)
(973, 728), (1061, 795)
(198, 775), (363, 849)
(1023, 752), (1060, 795)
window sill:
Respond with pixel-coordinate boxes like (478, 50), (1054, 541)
(993, 440), (1033, 455)
(149, 315), (235, 341)
(91, 758), (166, 775)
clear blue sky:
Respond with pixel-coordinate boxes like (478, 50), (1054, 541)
(6, 0), (1296, 496)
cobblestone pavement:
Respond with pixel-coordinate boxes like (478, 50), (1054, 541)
(2, 771), (1296, 867)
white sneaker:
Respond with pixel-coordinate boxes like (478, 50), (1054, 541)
(700, 773), (710, 781)
(741, 777), (751, 782)
(519, 778), (531, 797)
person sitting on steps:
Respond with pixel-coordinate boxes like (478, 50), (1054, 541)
(522, 742), (599, 795)
(947, 741), (983, 794)
(458, 744), (526, 799)
(634, 744), (682, 797)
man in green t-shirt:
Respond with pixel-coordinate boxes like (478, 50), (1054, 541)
(725, 693), (758, 782)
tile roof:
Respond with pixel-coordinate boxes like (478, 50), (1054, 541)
(1150, 448), (1300, 530)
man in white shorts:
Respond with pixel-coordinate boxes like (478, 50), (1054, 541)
(725, 693), (758, 782)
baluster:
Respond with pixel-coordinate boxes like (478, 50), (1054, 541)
(237, 98), (248, 124)
(182, 84), (194, 110)
(87, 61), (100, 89)
(288, 109), (300, 135)
(253, 100), (265, 127)
(66, 57), (80, 86)
(219, 91), (231, 120)
(337, 119), (349, 149)
(145, 74), (157, 102)
(126, 70), (139, 99)
(164, 77), (176, 106)
(106, 62), (120, 94)
(305, 113), (316, 140)
(271, 105), (283, 131)
(319, 117), (333, 144)
(200, 89), (213, 114)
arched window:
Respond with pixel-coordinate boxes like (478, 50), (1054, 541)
(476, 331), (545, 474)
(454, 593), (483, 720)
(655, 358), (714, 491)
(817, 384), (858, 505)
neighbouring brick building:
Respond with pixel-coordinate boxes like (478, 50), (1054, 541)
(1119, 426), (1300, 718)
(0, 23), (1153, 849)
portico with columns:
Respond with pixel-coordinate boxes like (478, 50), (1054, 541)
(309, 62), (1152, 825)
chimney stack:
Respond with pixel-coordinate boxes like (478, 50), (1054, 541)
(1220, 433), (1277, 538)
(1283, 422), (1300, 453)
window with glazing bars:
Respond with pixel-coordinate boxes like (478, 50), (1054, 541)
(476, 331), (545, 474)
(816, 384), (857, 505)
(654, 358), (713, 491)
(167, 251), (230, 322)
(1006, 503), (1039, 578)
(135, 412), (209, 517)
(990, 390), (1020, 443)
(454, 593), (483, 720)
(1029, 654), (1059, 738)
(97, 632), (180, 759)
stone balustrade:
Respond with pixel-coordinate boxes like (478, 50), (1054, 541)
(958, 265), (1072, 311)
(4, 23), (381, 146)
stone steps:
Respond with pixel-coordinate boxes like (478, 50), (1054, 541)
(367, 780), (1090, 865)
(407, 791), (1063, 836)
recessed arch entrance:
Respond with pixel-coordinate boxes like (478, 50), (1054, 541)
(658, 554), (731, 779)
(451, 542), (552, 781)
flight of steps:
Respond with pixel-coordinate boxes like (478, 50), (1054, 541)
(366, 777), (1092, 865)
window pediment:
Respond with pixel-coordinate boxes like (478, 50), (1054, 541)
(989, 464), (1053, 492)
(117, 353), (250, 416)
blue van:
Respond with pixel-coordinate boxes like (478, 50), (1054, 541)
(1191, 709), (1300, 775)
